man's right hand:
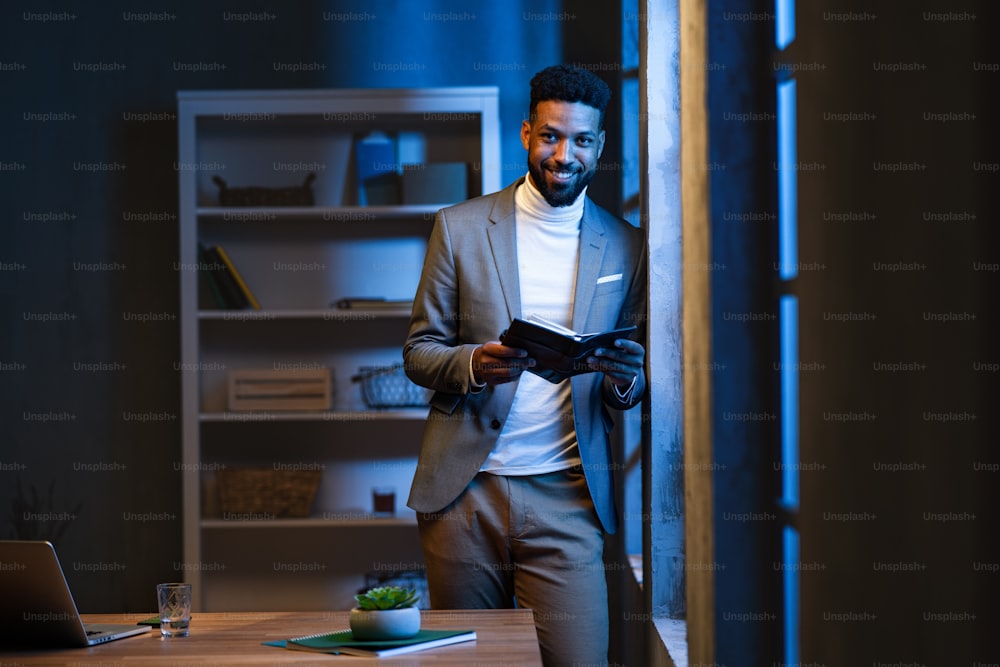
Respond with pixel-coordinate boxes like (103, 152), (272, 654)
(472, 341), (536, 386)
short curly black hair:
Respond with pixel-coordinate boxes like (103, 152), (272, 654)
(529, 65), (612, 128)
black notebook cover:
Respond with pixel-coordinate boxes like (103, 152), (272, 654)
(500, 317), (638, 383)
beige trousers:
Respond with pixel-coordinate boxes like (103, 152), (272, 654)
(417, 466), (609, 667)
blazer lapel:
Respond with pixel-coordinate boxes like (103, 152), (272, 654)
(573, 198), (608, 332)
(486, 180), (522, 322)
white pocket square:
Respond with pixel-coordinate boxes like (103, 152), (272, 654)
(596, 273), (623, 284)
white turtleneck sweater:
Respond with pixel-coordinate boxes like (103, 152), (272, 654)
(480, 175), (584, 475)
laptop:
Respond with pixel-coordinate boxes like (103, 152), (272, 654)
(0, 540), (151, 648)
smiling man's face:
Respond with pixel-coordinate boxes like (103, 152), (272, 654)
(521, 100), (606, 207)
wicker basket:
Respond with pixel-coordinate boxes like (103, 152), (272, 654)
(353, 363), (432, 409)
(212, 173), (316, 207)
(216, 467), (322, 518)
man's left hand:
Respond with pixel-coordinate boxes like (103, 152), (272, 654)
(587, 338), (645, 387)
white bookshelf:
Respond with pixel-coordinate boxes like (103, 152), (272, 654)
(177, 88), (500, 611)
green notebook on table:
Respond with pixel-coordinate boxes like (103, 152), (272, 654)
(267, 628), (477, 657)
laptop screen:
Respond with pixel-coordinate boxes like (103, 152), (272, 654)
(0, 540), (100, 648)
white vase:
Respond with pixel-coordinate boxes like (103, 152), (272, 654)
(349, 606), (421, 640)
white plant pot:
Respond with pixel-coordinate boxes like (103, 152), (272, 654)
(349, 606), (421, 640)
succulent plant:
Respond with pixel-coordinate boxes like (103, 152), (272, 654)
(353, 585), (420, 611)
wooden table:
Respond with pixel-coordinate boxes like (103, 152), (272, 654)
(0, 609), (543, 665)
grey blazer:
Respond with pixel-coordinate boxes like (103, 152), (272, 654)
(403, 178), (647, 534)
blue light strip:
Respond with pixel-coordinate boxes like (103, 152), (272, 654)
(775, 0), (795, 50)
(779, 295), (799, 506)
(777, 79), (798, 281)
(782, 524), (801, 663)
(776, 0), (799, 660)
(779, 209), (801, 667)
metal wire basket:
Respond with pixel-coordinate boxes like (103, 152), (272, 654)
(353, 363), (431, 409)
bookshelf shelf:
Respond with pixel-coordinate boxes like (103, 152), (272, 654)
(197, 309), (412, 321)
(178, 87), (500, 612)
(201, 517), (417, 529)
(197, 205), (443, 221)
(198, 409), (428, 423)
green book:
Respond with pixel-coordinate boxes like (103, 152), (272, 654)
(197, 243), (228, 309)
(273, 628), (476, 657)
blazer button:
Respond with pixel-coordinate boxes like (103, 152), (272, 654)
(490, 419), (501, 430)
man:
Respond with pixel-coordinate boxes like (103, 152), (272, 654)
(403, 65), (647, 667)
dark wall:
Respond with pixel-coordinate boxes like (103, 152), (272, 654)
(0, 0), (631, 613)
(705, 2), (998, 665)
(793, 3), (998, 664)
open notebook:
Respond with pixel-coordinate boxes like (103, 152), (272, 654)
(0, 540), (151, 648)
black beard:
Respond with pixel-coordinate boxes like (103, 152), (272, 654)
(527, 161), (595, 207)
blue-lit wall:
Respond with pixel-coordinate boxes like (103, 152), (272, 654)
(0, 0), (624, 613)
(706, 0), (783, 664)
